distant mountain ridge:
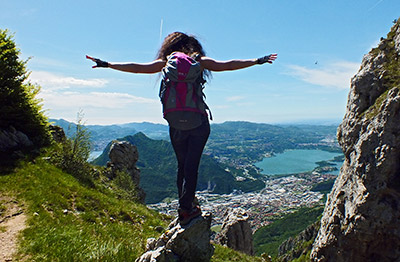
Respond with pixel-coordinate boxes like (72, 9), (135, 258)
(52, 118), (340, 158)
(50, 119), (169, 150)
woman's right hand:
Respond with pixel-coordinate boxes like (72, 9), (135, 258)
(86, 55), (109, 68)
(256, 54), (278, 64)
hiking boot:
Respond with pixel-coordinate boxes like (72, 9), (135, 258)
(193, 196), (200, 206)
(178, 206), (202, 226)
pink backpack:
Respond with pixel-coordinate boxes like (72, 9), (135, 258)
(159, 52), (211, 130)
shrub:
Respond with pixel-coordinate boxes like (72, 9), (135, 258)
(0, 29), (50, 167)
(50, 112), (94, 186)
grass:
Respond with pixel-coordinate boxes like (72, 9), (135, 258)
(0, 157), (169, 261)
(211, 224), (222, 234)
(0, 155), (263, 261)
(211, 245), (263, 262)
(291, 250), (312, 262)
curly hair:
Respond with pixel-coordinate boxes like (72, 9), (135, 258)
(157, 32), (206, 60)
(157, 32), (210, 79)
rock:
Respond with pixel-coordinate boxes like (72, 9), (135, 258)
(0, 126), (33, 152)
(108, 141), (146, 203)
(215, 208), (254, 255)
(136, 213), (214, 262)
(311, 19), (400, 262)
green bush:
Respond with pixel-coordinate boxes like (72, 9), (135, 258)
(0, 29), (50, 166)
(49, 113), (94, 186)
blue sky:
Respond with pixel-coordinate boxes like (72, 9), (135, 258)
(2, 0), (399, 125)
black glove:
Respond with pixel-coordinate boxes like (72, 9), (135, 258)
(256, 54), (277, 65)
(86, 55), (109, 68)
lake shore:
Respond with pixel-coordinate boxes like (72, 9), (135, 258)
(255, 149), (343, 176)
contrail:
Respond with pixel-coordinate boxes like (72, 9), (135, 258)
(159, 19), (163, 43)
(368, 0), (384, 12)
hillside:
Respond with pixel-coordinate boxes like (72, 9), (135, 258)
(92, 132), (265, 204)
(0, 153), (265, 261)
(0, 156), (169, 261)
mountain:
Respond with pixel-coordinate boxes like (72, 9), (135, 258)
(311, 19), (400, 261)
(92, 132), (265, 204)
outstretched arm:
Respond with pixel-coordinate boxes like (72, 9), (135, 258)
(86, 55), (166, 74)
(200, 54), (277, 72)
(109, 60), (166, 74)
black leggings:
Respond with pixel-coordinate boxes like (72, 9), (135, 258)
(169, 120), (210, 211)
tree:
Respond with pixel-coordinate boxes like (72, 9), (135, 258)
(0, 29), (50, 164)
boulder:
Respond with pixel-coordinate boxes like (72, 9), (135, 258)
(215, 208), (254, 255)
(0, 126), (33, 152)
(108, 141), (145, 203)
(136, 213), (214, 262)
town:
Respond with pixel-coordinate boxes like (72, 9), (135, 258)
(149, 171), (336, 231)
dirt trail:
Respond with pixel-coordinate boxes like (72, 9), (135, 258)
(0, 197), (27, 262)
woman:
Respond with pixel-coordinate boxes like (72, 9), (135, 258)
(88, 32), (277, 225)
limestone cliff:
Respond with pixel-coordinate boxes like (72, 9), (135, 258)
(311, 19), (400, 262)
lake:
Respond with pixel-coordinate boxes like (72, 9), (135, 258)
(255, 149), (343, 176)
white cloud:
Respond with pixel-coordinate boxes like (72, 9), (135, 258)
(29, 71), (108, 90)
(38, 90), (158, 109)
(286, 61), (360, 89)
(212, 105), (230, 109)
(226, 96), (245, 102)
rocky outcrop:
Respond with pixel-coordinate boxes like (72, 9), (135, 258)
(215, 208), (254, 255)
(311, 20), (400, 262)
(108, 141), (146, 203)
(136, 213), (214, 262)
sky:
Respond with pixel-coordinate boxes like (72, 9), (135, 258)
(2, 0), (399, 125)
